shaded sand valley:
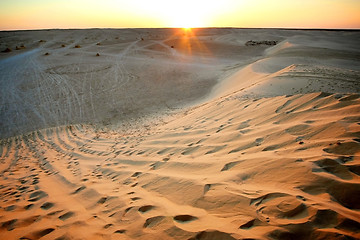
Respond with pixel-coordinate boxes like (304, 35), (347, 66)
(0, 29), (360, 239)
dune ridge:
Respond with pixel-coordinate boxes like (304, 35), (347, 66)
(1, 28), (360, 239)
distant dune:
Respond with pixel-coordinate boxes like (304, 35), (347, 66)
(0, 28), (359, 240)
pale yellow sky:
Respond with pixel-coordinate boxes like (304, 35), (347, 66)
(0, 0), (359, 30)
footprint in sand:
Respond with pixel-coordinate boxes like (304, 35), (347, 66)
(4, 205), (16, 211)
(58, 211), (75, 221)
(189, 230), (237, 240)
(204, 184), (211, 194)
(26, 228), (55, 239)
(47, 210), (63, 216)
(28, 190), (48, 202)
(97, 197), (108, 204)
(255, 138), (264, 146)
(239, 218), (261, 229)
(131, 172), (142, 178)
(173, 215), (198, 223)
(17, 215), (42, 228)
(104, 223), (113, 229)
(150, 162), (165, 170)
(143, 216), (166, 228)
(40, 202), (54, 210)
(1, 219), (17, 231)
(221, 161), (242, 171)
(131, 197), (141, 201)
(24, 204), (34, 210)
(138, 205), (155, 213)
(72, 186), (86, 194)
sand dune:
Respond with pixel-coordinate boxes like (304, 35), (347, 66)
(0, 28), (360, 239)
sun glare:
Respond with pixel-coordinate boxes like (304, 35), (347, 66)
(131, 0), (228, 28)
(168, 11), (204, 28)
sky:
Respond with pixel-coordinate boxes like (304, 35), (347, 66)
(0, 0), (359, 30)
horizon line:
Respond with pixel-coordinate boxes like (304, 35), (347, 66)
(1, 26), (359, 32)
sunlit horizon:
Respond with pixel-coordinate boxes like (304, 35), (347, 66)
(1, 0), (359, 31)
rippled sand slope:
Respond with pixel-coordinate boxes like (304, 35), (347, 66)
(0, 29), (359, 239)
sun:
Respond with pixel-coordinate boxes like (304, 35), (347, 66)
(160, 0), (209, 28)
(129, 0), (225, 28)
(170, 13), (204, 28)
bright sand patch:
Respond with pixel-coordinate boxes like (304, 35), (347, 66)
(0, 29), (359, 239)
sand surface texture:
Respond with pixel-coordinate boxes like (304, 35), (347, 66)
(0, 29), (360, 239)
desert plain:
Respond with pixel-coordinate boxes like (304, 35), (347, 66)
(0, 28), (359, 239)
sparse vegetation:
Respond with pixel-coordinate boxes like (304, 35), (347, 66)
(2, 47), (12, 53)
(245, 40), (278, 46)
(15, 45), (26, 50)
(96, 53), (100, 56)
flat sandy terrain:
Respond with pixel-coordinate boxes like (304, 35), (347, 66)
(0, 28), (359, 239)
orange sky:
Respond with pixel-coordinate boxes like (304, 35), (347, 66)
(0, 0), (359, 30)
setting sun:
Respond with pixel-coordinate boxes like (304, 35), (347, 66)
(131, 0), (225, 28)
(170, 14), (204, 29)
(171, 15), (203, 29)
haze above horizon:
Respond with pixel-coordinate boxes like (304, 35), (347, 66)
(0, 0), (359, 30)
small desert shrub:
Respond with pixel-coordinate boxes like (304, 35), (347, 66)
(2, 48), (12, 53)
(15, 45), (26, 50)
(245, 40), (278, 46)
